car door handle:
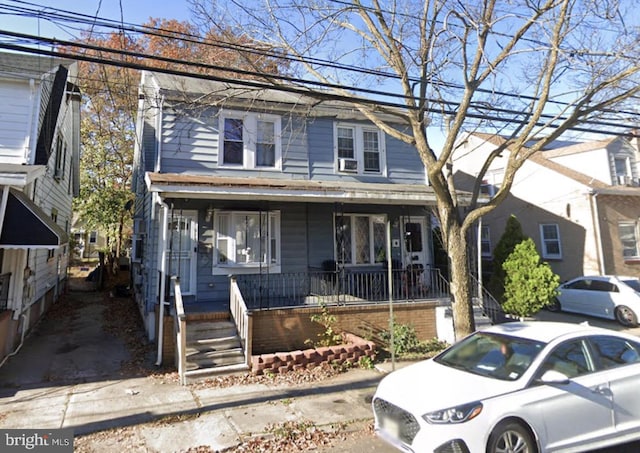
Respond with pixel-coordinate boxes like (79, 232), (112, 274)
(592, 384), (611, 396)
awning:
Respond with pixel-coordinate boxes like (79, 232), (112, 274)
(0, 189), (68, 249)
(144, 172), (475, 206)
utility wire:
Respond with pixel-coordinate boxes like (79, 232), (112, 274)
(2, 0), (638, 118)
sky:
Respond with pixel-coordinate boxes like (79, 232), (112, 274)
(0, 0), (194, 40)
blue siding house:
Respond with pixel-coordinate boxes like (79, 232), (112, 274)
(132, 71), (456, 379)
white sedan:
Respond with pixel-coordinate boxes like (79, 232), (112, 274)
(372, 321), (640, 453)
(548, 275), (640, 327)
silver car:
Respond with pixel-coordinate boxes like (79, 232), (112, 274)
(373, 321), (640, 452)
(548, 275), (640, 327)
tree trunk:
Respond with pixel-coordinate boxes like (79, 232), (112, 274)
(448, 225), (476, 340)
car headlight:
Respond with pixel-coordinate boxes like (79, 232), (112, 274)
(422, 402), (483, 424)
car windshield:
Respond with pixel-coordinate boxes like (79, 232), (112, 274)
(434, 332), (546, 381)
(622, 278), (640, 293)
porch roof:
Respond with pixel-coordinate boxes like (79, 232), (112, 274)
(145, 172), (473, 206)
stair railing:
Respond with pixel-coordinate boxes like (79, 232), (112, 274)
(172, 276), (188, 385)
(230, 275), (252, 368)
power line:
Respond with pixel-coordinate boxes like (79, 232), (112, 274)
(4, 0), (638, 120)
(0, 5), (638, 136)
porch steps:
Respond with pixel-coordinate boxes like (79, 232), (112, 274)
(184, 320), (248, 383)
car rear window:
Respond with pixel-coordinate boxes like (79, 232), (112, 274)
(622, 279), (640, 292)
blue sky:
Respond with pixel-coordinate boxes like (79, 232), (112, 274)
(0, 0), (194, 39)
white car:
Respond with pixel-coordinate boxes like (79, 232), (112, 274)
(372, 321), (640, 453)
(548, 275), (640, 327)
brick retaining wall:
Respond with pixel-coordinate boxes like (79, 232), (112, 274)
(251, 332), (376, 375)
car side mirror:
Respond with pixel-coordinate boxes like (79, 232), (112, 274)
(539, 370), (570, 385)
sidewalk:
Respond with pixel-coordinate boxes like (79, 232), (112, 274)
(0, 270), (399, 452)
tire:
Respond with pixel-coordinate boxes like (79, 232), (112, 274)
(487, 421), (536, 453)
(546, 298), (561, 312)
(615, 305), (638, 327)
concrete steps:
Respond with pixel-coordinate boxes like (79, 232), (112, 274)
(183, 320), (248, 383)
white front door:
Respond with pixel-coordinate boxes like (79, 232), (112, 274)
(166, 210), (197, 296)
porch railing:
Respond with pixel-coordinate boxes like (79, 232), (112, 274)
(172, 276), (188, 385)
(0, 272), (10, 311)
(230, 276), (252, 367)
(235, 267), (451, 310)
(469, 274), (512, 324)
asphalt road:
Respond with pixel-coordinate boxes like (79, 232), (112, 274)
(335, 309), (640, 453)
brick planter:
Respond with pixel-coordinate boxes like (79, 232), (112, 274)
(250, 332), (376, 375)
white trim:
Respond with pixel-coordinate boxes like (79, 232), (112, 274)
(212, 209), (281, 274)
(333, 122), (386, 176)
(218, 110), (282, 170)
(539, 223), (563, 259)
(334, 213), (387, 266)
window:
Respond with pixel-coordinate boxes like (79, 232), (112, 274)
(48, 209), (58, 260)
(540, 340), (592, 379)
(590, 336), (640, 370)
(89, 231), (97, 244)
(618, 223), (639, 259)
(480, 169), (503, 197)
(219, 111), (281, 169)
(335, 214), (386, 265)
(132, 234), (144, 262)
(335, 123), (385, 175)
(540, 223), (562, 259)
(214, 210), (280, 272)
(54, 135), (66, 180)
(481, 225), (491, 256)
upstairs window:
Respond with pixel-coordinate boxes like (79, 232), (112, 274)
(219, 111), (281, 170)
(335, 123), (385, 175)
(480, 169), (503, 197)
(54, 135), (66, 181)
(540, 223), (562, 259)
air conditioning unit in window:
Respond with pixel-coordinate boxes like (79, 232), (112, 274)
(617, 175), (636, 186)
(338, 158), (358, 172)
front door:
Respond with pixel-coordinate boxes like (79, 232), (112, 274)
(402, 216), (430, 285)
(167, 210), (197, 296)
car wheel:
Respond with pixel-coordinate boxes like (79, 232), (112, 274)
(615, 305), (638, 327)
(546, 298), (561, 312)
(488, 421), (536, 453)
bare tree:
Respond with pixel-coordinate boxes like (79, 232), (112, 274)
(189, 0), (640, 338)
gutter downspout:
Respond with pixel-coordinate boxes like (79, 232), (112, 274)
(590, 191), (606, 275)
(155, 197), (169, 366)
(0, 313), (28, 369)
(0, 185), (9, 235)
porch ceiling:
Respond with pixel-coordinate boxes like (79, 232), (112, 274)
(146, 172), (473, 206)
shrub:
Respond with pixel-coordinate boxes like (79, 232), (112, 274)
(502, 238), (560, 318)
(305, 303), (343, 347)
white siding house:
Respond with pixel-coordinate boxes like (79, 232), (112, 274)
(0, 52), (80, 364)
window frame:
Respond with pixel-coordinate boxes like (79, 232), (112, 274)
(218, 111), (282, 170)
(539, 223), (562, 259)
(480, 225), (492, 257)
(213, 209), (281, 274)
(53, 134), (66, 181)
(334, 122), (386, 176)
(618, 222), (639, 260)
(334, 213), (387, 266)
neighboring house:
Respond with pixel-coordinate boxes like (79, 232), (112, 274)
(70, 213), (108, 260)
(131, 71), (476, 377)
(0, 53), (80, 363)
(453, 132), (640, 284)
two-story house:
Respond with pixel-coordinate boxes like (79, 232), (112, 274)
(132, 72), (468, 379)
(0, 52), (80, 364)
(453, 132), (640, 284)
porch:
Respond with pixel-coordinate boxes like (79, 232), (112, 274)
(234, 266), (452, 310)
